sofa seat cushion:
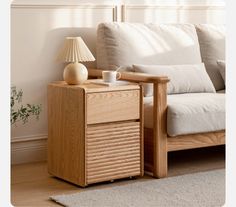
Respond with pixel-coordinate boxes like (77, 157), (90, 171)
(97, 23), (202, 71)
(144, 93), (225, 136)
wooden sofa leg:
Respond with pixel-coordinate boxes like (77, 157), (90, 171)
(153, 131), (168, 178)
(153, 83), (168, 178)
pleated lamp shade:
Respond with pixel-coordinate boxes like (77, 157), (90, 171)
(57, 37), (95, 63)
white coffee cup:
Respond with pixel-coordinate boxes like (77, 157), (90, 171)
(102, 71), (121, 83)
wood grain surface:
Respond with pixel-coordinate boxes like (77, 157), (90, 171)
(48, 85), (86, 186)
(47, 82), (143, 186)
(86, 90), (140, 124)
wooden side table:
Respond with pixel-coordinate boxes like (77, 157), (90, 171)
(47, 81), (143, 187)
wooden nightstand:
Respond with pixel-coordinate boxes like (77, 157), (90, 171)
(47, 81), (143, 187)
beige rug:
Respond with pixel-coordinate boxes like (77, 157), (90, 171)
(50, 169), (225, 207)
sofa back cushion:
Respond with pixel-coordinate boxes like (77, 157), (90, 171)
(96, 23), (202, 71)
(217, 60), (225, 83)
(133, 63), (216, 96)
(195, 24), (225, 90)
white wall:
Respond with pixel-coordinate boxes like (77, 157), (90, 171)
(11, 0), (225, 163)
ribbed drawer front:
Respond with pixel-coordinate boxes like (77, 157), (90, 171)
(86, 122), (141, 184)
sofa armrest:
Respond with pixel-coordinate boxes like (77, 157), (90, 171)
(88, 68), (103, 78)
(88, 68), (169, 84)
(122, 72), (169, 177)
(120, 72), (169, 84)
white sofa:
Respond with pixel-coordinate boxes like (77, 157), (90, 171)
(89, 22), (225, 178)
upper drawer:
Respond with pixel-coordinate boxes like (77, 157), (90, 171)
(86, 89), (140, 124)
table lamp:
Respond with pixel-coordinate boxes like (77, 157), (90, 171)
(57, 37), (95, 85)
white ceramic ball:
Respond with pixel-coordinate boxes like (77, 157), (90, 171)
(63, 63), (88, 85)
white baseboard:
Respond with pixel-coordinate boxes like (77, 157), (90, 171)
(11, 134), (47, 165)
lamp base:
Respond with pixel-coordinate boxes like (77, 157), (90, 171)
(63, 63), (88, 85)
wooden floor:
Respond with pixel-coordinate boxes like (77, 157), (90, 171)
(11, 146), (225, 206)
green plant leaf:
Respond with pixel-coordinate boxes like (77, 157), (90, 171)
(11, 86), (42, 125)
